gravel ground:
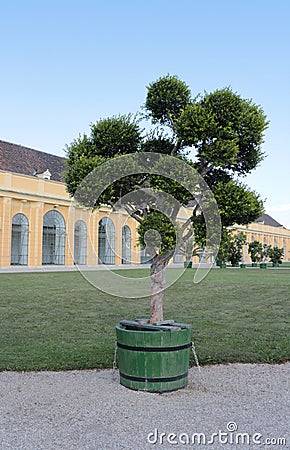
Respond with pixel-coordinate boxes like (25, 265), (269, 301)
(0, 363), (289, 450)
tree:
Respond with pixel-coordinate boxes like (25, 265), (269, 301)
(216, 229), (232, 265)
(227, 232), (247, 266)
(248, 240), (264, 263)
(65, 75), (268, 324)
(248, 241), (270, 263)
(267, 246), (284, 265)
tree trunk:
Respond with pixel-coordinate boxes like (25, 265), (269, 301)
(149, 252), (173, 324)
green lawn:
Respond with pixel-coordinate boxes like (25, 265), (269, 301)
(0, 268), (289, 371)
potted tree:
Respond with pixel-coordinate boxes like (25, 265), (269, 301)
(215, 230), (232, 268)
(248, 240), (263, 267)
(259, 244), (270, 269)
(227, 232), (247, 267)
(267, 246), (284, 267)
(65, 75), (268, 392)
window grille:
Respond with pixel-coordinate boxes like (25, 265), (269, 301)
(74, 220), (87, 265)
(122, 225), (131, 264)
(98, 218), (115, 264)
(42, 210), (66, 265)
(11, 213), (29, 265)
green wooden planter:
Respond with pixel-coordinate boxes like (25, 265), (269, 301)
(184, 262), (192, 268)
(116, 321), (192, 393)
(240, 264), (246, 269)
(219, 263), (227, 268)
(260, 263), (267, 269)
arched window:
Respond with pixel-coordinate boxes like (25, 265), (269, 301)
(11, 213), (29, 265)
(274, 238), (277, 247)
(251, 235), (255, 242)
(98, 218), (115, 264)
(264, 236), (267, 246)
(42, 210), (66, 265)
(122, 225), (131, 264)
(74, 220), (87, 265)
(283, 241), (286, 261)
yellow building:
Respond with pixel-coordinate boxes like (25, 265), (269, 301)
(0, 140), (142, 269)
(230, 215), (290, 263)
(1, 139), (290, 268)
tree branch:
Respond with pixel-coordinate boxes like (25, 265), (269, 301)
(171, 138), (183, 156)
(123, 204), (143, 224)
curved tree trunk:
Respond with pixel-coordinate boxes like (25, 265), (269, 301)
(149, 251), (174, 324)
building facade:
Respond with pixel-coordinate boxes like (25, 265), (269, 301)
(1, 140), (290, 269)
(230, 214), (290, 263)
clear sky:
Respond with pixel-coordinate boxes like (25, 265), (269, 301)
(1, 0), (289, 227)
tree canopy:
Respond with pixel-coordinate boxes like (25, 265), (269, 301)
(65, 74), (268, 322)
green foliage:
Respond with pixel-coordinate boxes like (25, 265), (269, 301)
(145, 74), (191, 127)
(138, 211), (178, 255)
(227, 232), (247, 265)
(65, 134), (106, 196)
(212, 179), (264, 227)
(216, 231), (247, 265)
(176, 87), (268, 174)
(65, 74), (268, 264)
(90, 114), (142, 158)
(267, 246), (284, 264)
(248, 240), (264, 263)
(216, 230), (233, 264)
(65, 114), (143, 197)
(140, 131), (175, 155)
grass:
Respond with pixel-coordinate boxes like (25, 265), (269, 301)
(0, 268), (289, 371)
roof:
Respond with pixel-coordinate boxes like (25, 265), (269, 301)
(0, 140), (67, 182)
(254, 213), (285, 229)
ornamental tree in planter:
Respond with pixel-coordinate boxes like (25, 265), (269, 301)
(260, 244), (270, 268)
(215, 230), (232, 267)
(267, 246), (284, 267)
(65, 75), (268, 392)
(248, 240), (264, 266)
(227, 232), (247, 267)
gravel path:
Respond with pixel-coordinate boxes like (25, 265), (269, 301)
(0, 363), (289, 449)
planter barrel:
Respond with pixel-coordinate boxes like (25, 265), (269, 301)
(116, 321), (192, 393)
(240, 264), (246, 269)
(184, 262), (192, 268)
(260, 263), (267, 269)
(219, 263), (227, 268)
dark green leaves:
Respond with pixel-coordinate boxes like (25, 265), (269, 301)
(90, 114), (142, 158)
(138, 211), (178, 255)
(65, 74), (268, 264)
(145, 74), (191, 126)
(212, 179), (264, 226)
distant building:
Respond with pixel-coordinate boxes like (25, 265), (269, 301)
(229, 214), (290, 263)
(0, 140), (140, 268)
(0, 139), (289, 268)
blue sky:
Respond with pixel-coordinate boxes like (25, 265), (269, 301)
(1, 0), (289, 227)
